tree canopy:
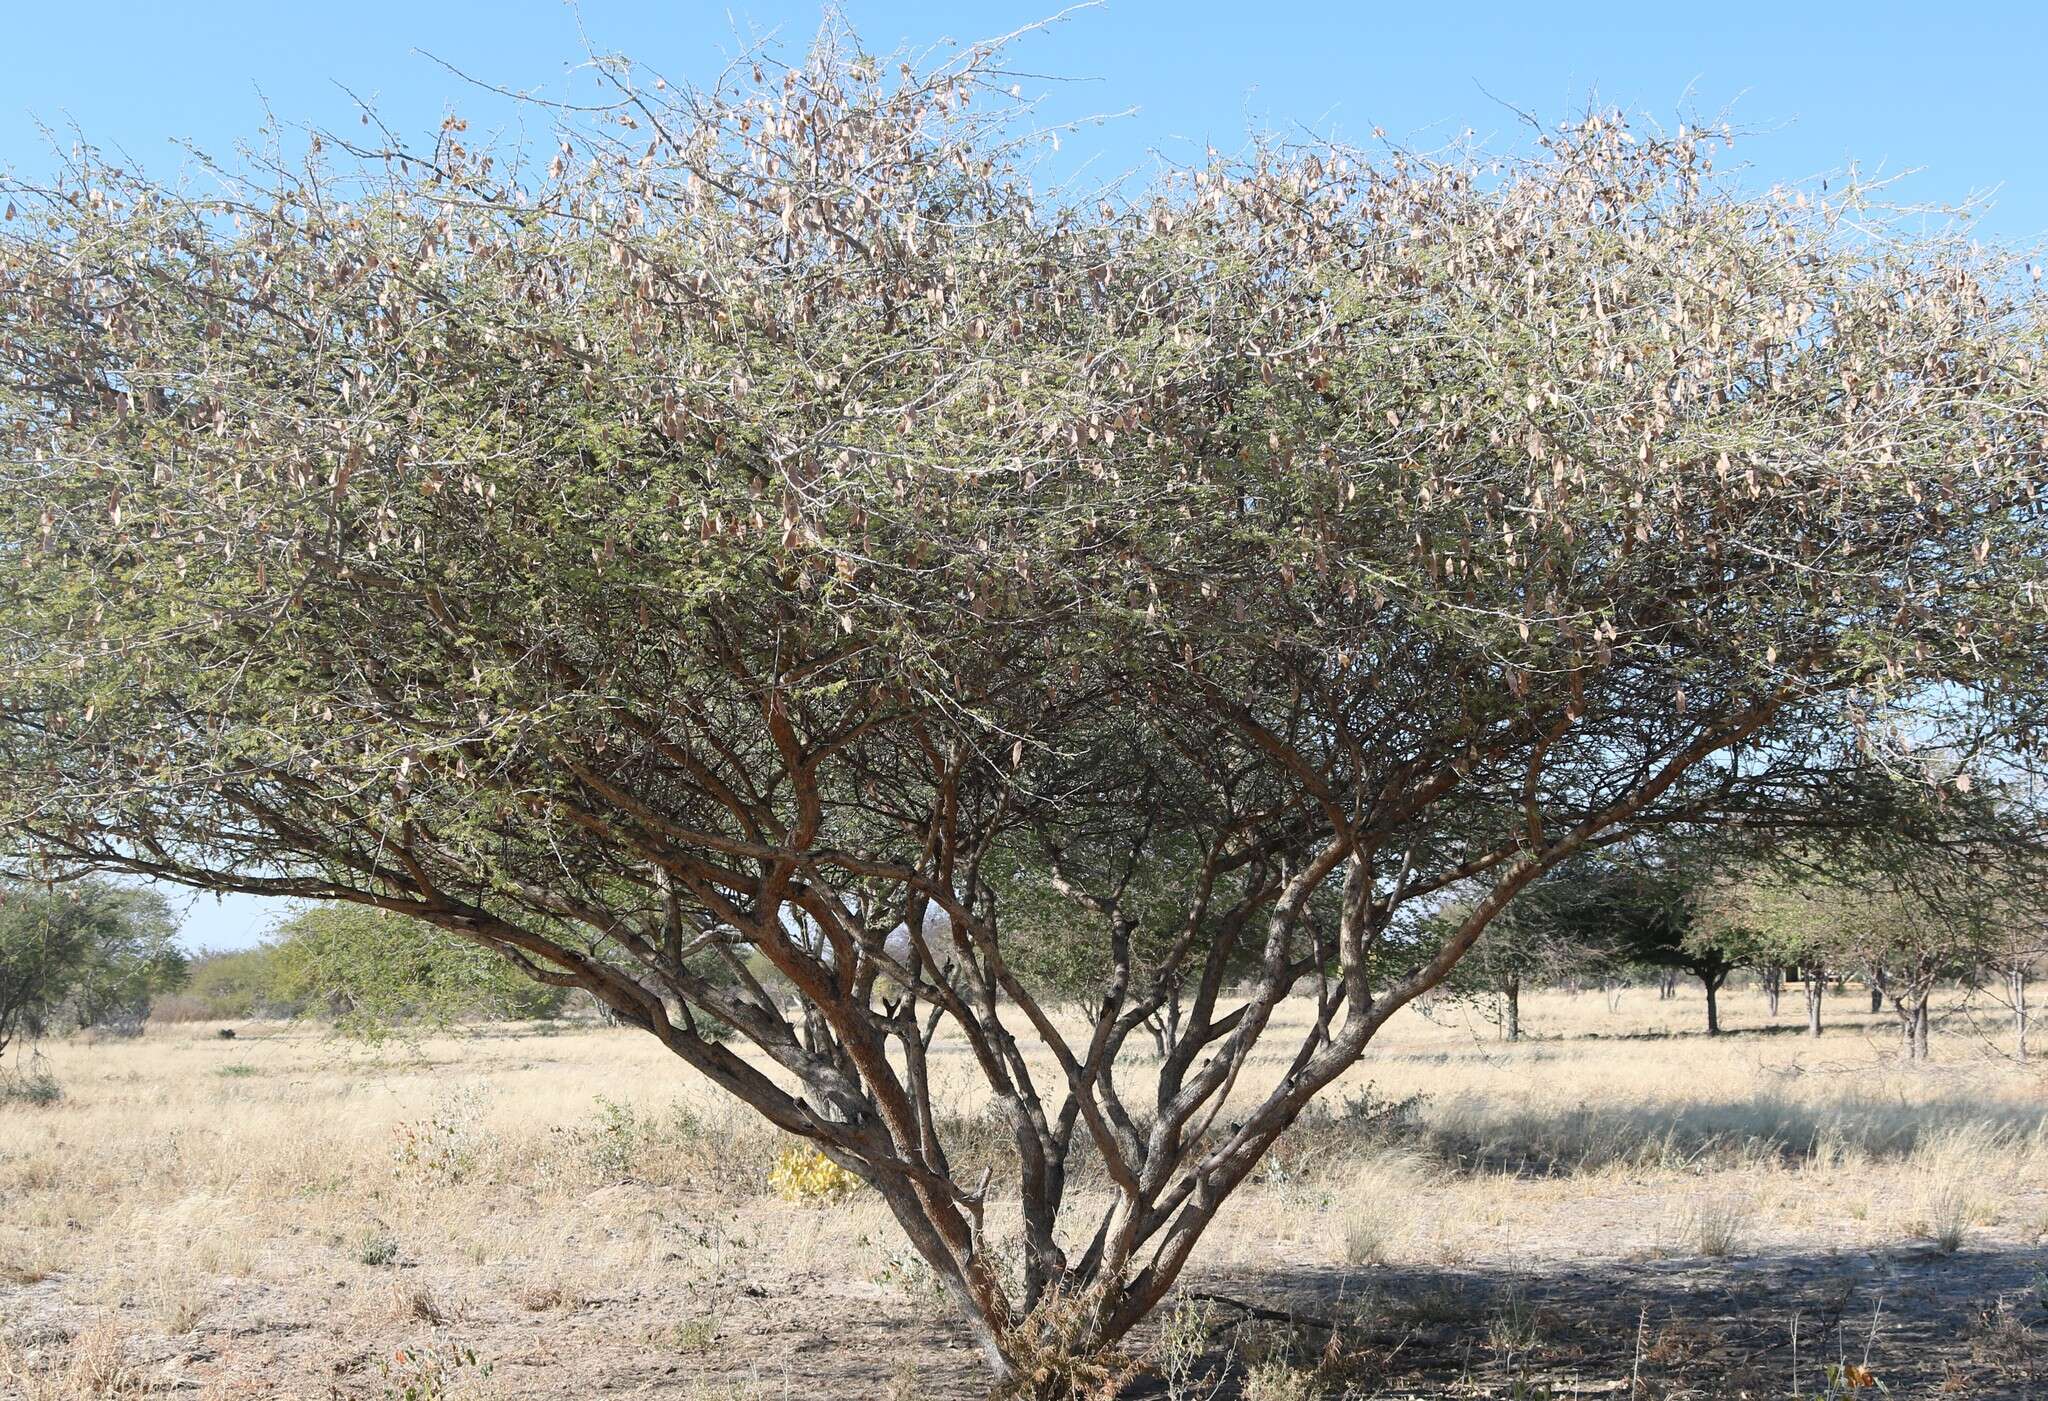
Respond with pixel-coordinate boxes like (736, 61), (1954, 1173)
(5, 25), (2048, 1377)
(0, 880), (184, 1052)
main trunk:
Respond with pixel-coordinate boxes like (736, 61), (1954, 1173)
(1804, 969), (1824, 1037)
(1702, 972), (1723, 1036)
(2014, 966), (2030, 1061)
(1503, 975), (1521, 1042)
(1897, 993), (1932, 1061)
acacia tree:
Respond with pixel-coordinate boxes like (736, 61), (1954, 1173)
(0, 881), (183, 1051)
(1709, 828), (2029, 1059)
(1814, 869), (1969, 1060)
(1499, 848), (1750, 1035)
(1945, 844), (2048, 1060)
(1978, 887), (2046, 1060)
(1425, 869), (1616, 1041)
(1696, 863), (1835, 1033)
(5, 28), (2048, 1380)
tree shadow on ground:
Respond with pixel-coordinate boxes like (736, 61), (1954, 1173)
(1126, 1244), (2048, 1399)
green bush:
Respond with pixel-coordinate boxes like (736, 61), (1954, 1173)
(0, 1067), (63, 1106)
(169, 906), (571, 1033)
(169, 943), (300, 1020)
(270, 905), (568, 1037)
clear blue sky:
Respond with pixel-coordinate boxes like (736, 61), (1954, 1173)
(7, 1), (2045, 949)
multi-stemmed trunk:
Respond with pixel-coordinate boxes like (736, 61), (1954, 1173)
(1885, 966), (1938, 1062)
(1146, 982), (1184, 1061)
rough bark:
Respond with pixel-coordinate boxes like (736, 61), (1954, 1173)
(2014, 966), (2031, 1061)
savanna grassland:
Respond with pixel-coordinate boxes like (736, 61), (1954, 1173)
(3, 986), (2045, 1400)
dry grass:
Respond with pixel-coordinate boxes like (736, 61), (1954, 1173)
(1680, 1194), (1753, 1258)
(1, 1318), (149, 1400)
(1, 983), (2043, 1395)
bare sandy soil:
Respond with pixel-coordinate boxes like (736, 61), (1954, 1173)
(3, 987), (2044, 1399)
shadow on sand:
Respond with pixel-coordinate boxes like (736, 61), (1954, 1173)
(1113, 1244), (2047, 1398)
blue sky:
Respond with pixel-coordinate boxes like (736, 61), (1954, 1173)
(7, 1), (2046, 948)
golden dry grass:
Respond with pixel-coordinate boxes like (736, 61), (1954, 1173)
(1, 982), (2043, 1397)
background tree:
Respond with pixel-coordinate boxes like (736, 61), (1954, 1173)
(1979, 894), (2045, 1060)
(1947, 847), (2048, 1060)
(165, 944), (300, 1022)
(1427, 874), (1615, 1041)
(1509, 851), (1749, 1035)
(5, 27), (2048, 1378)
(0, 881), (184, 1052)
(1707, 818), (2027, 1060)
(1693, 865), (1835, 1034)
(266, 904), (567, 1036)
(1840, 851), (2008, 1062)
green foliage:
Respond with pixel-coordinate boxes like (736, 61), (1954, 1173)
(267, 904), (566, 1037)
(0, 879), (185, 1051)
(354, 1229), (400, 1267)
(174, 943), (299, 1020)
(170, 907), (572, 1031)
(1704, 847), (2000, 982)
(1594, 865), (1737, 986)
(580, 1094), (646, 1183)
(0, 1065), (63, 1106)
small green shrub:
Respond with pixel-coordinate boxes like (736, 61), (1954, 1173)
(391, 1084), (494, 1186)
(582, 1095), (645, 1183)
(1153, 1295), (1222, 1401)
(378, 1342), (491, 1401)
(670, 1316), (719, 1354)
(0, 1068), (62, 1106)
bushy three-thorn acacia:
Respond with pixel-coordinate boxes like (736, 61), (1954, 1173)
(5, 26), (2048, 1379)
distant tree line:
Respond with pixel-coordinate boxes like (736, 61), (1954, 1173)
(0, 881), (186, 1054)
(1429, 822), (2046, 1060)
(163, 904), (572, 1033)
(2, 887), (570, 1046)
(11, 844), (2040, 1064)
